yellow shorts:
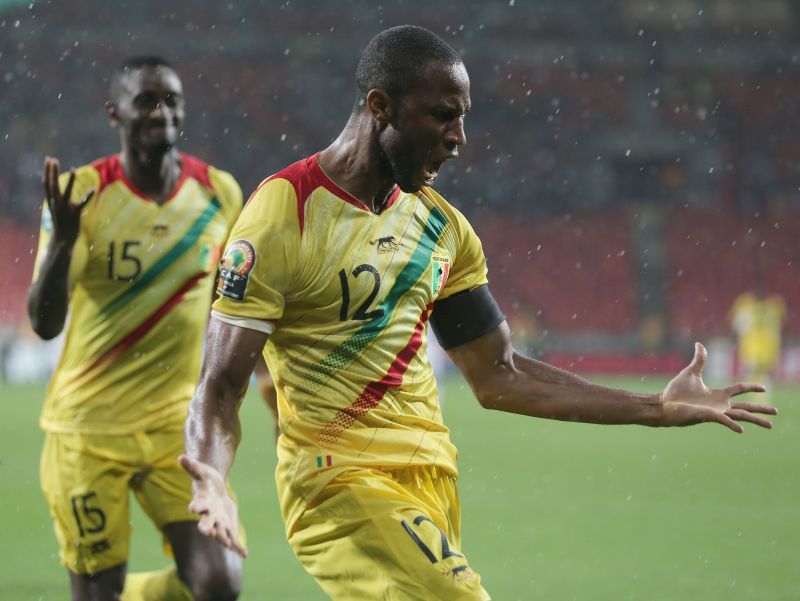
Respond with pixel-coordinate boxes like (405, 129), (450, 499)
(286, 465), (491, 600)
(40, 429), (197, 575)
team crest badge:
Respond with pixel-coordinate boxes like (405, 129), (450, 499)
(218, 239), (255, 300)
(432, 256), (450, 297)
(199, 243), (221, 272)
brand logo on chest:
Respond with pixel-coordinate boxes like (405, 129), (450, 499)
(370, 235), (401, 254)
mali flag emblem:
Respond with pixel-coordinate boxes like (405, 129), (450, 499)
(431, 256), (450, 298)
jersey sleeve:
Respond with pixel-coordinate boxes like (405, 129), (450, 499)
(208, 165), (243, 231)
(426, 190), (489, 299)
(31, 166), (98, 286)
(212, 178), (301, 327)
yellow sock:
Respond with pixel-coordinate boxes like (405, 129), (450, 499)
(122, 565), (194, 601)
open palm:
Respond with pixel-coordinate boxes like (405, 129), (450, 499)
(178, 454), (248, 557)
(660, 342), (777, 433)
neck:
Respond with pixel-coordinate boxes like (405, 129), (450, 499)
(120, 141), (181, 203)
(318, 111), (397, 213)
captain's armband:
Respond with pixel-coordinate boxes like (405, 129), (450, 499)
(430, 284), (505, 349)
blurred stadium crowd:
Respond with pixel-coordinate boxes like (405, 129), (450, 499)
(1, 0), (798, 379)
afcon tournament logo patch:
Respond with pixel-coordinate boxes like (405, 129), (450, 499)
(432, 256), (450, 297)
(218, 239), (256, 301)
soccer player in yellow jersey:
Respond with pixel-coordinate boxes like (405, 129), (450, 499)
(729, 286), (786, 393)
(28, 56), (244, 600)
(180, 27), (777, 600)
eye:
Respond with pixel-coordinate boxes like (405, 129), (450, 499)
(132, 93), (159, 110)
(164, 93), (182, 108)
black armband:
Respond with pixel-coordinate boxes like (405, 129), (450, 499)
(430, 284), (505, 349)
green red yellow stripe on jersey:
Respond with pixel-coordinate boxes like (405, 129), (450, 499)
(98, 196), (222, 318)
(317, 302), (434, 448)
(304, 205), (448, 393)
(80, 271), (207, 376)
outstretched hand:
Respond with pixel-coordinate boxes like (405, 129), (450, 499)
(43, 156), (94, 244)
(178, 454), (248, 557)
(659, 342), (777, 433)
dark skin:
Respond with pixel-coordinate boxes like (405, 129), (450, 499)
(28, 66), (184, 339)
(29, 65), (241, 601)
(181, 59), (777, 557)
(254, 356), (280, 442)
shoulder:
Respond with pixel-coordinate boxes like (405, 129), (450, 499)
(55, 157), (110, 202)
(206, 164), (243, 208)
(245, 155), (323, 232)
(181, 153), (243, 219)
(419, 186), (476, 235)
(179, 152), (213, 188)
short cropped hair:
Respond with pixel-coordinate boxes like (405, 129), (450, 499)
(355, 25), (461, 104)
(109, 55), (176, 101)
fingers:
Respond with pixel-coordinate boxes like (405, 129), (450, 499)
(43, 156), (60, 203)
(62, 168), (76, 204)
(229, 532), (249, 558)
(731, 400), (778, 415)
(195, 508), (215, 533)
(725, 382), (767, 397)
(205, 521), (248, 558)
(190, 500), (248, 558)
(725, 408), (774, 429)
(79, 189), (95, 208)
(711, 411), (744, 434)
(687, 341), (707, 375)
(178, 454), (206, 481)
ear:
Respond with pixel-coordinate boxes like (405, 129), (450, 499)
(366, 89), (395, 125)
(106, 100), (120, 128)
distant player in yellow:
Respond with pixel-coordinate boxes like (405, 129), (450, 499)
(729, 287), (786, 392)
(28, 56), (244, 600)
(179, 27), (777, 600)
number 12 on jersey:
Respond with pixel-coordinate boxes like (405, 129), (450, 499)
(338, 263), (385, 321)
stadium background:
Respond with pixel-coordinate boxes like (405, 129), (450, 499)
(0, 1), (797, 599)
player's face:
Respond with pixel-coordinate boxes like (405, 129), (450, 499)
(379, 61), (470, 192)
(111, 66), (185, 153)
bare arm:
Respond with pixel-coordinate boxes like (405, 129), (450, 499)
(183, 316), (268, 474)
(180, 316), (267, 556)
(447, 321), (776, 432)
(27, 157), (93, 339)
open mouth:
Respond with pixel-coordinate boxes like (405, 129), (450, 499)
(423, 158), (448, 185)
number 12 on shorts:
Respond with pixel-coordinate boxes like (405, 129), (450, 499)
(401, 515), (463, 564)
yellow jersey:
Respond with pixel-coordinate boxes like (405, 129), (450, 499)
(213, 154), (488, 485)
(729, 291), (786, 368)
(34, 153), (242, 434)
